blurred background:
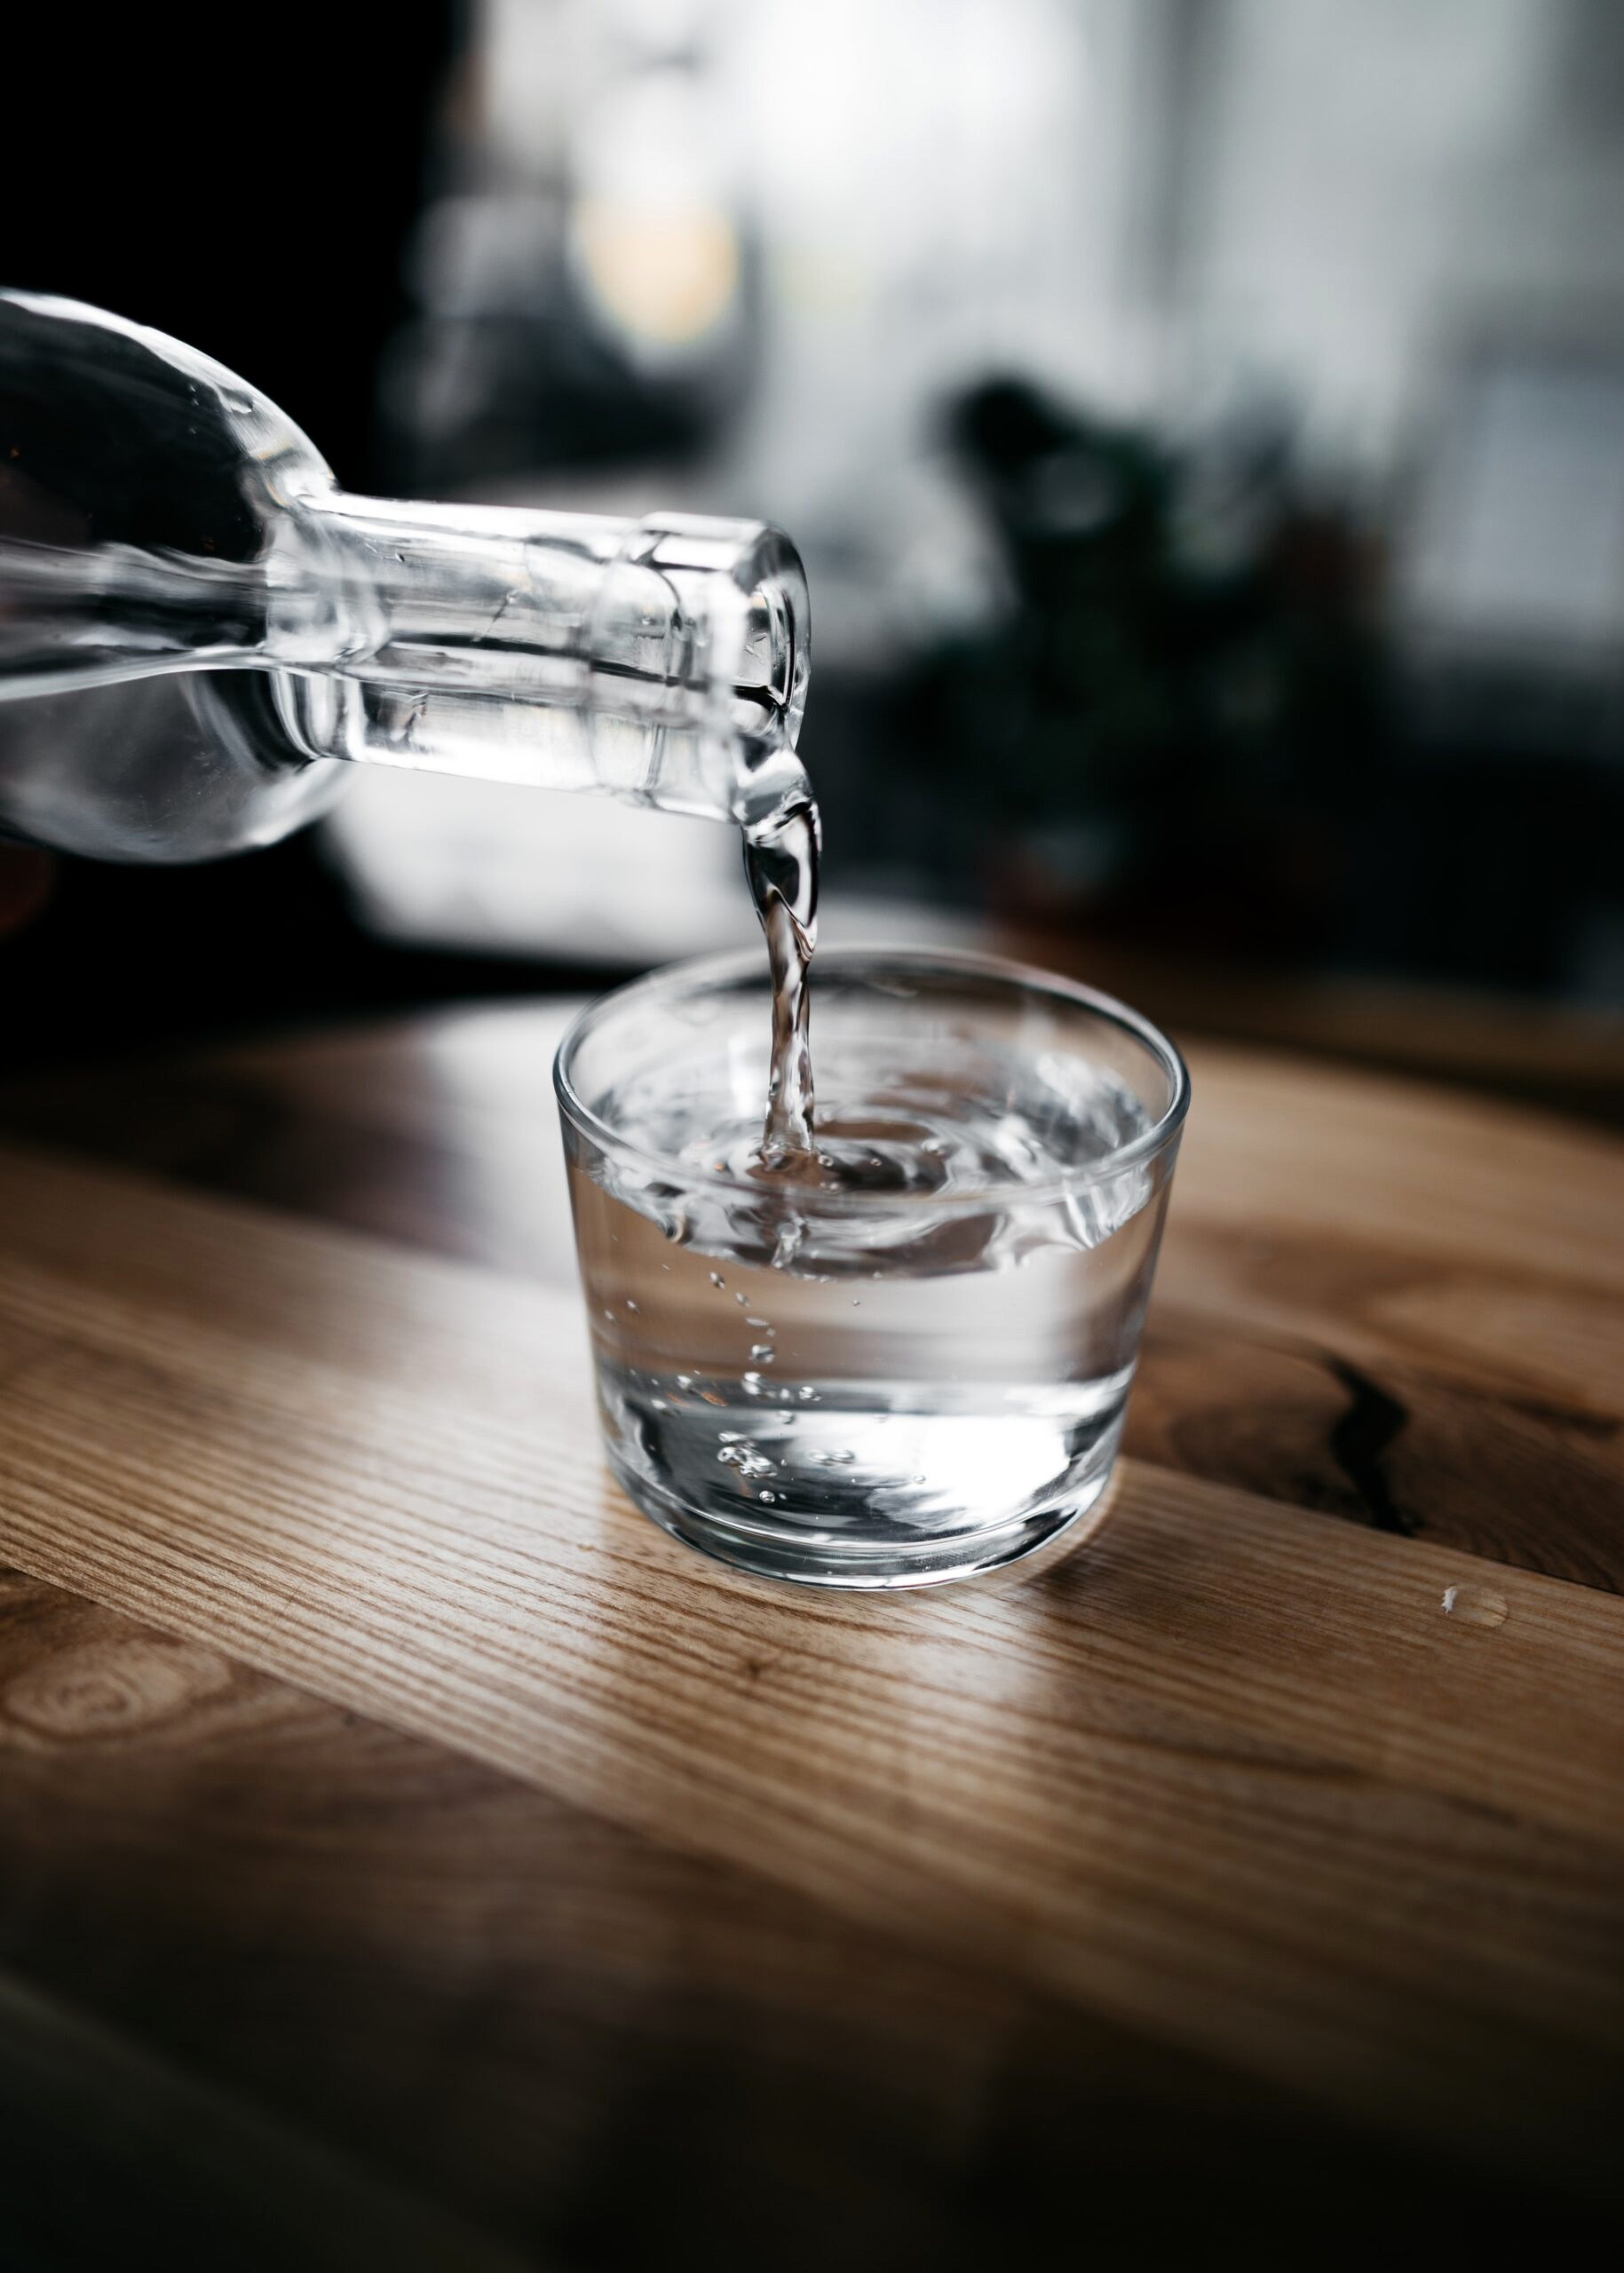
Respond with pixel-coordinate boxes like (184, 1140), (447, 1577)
(4, 0), (1623, 1118)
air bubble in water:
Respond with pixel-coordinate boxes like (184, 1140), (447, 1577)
(749, 1343), (775, 1362)
(709, 1271), (725, 1288)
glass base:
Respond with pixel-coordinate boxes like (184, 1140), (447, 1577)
(606, 1440), (1119, 1589)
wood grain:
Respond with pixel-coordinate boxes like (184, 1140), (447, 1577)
(1, 1138), (1622, 2200)
(1, 1011), (1622, 2261)
(6, 1007), (1620, 1587)
(12, 1565), (1564, 2268)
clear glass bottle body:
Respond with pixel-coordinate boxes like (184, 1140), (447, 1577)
(0, 292), (808, 860)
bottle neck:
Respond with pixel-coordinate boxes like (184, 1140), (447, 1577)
(273, 494), (811, 829)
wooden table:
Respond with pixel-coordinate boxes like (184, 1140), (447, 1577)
(1, 1004), (1621, 2268)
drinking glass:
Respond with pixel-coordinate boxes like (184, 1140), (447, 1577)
(555, 948), (1188, 1588)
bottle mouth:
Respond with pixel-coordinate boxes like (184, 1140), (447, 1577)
(733, 526), (810, 749)
(617, 514), (812, 828)
(730, 527), (812, 831)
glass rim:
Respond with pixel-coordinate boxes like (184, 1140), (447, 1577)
(553, 944), (1191, 1210)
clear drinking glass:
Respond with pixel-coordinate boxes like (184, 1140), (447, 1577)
(555, 948), (1189, 1588)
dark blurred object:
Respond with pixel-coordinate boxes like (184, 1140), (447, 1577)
(0, 10), (463, 495)
(891, 376), (1390, 961)
(0, 847), (51, 938)
(887, 373), (1624, 1001)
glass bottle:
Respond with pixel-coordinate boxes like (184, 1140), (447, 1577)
(0, 291), (809, 861)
